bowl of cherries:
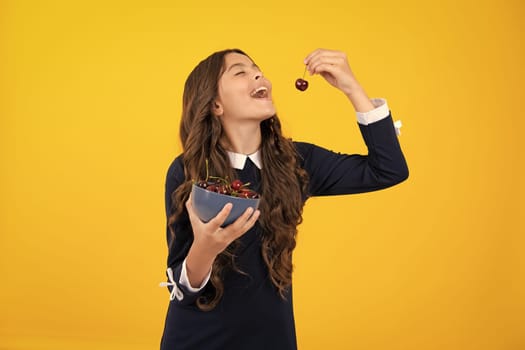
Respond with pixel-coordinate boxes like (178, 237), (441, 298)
(191, 173), (260, 227)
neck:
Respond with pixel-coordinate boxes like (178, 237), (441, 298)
(221, 121), (261, 155)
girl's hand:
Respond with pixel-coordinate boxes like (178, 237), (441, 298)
(304, 48), (375, 112)
(183, 193), (260, 288)
(186, 193), (260, 260)
(304, 48), (362, 96)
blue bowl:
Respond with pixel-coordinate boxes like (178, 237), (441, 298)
(191, 184), (260, 226)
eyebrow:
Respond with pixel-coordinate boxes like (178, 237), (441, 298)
(226, 62), (260, 72)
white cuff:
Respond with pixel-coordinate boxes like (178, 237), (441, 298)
(356, 98), (389, 125)
(394, 120), (402, 136)
(179, 258), (212, 292)
(158, 267), (183, 301)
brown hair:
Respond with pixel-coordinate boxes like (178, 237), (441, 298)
(168, 49), (309, 311)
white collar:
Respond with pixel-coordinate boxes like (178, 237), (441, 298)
(227, 150), (262, 170)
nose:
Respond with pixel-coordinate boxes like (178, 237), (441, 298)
(254, 71), (263, 80)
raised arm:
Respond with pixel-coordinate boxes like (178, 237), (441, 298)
(299, 48), (409, 196)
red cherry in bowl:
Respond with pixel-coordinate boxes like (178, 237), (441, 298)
(295, 78), (308, 91)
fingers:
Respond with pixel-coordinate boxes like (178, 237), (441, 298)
(234, 207), (259, 230)
(301, 48), (359, 94)
(185, 193), (204, 228)
(303, 49), (350, 76)
(185, 193), (198, 223)
(186, 193), (234, 229)
(309, 57), (346, 75)
(185, 191), (260, 243)
(304, 48), (346, 66)
(223, 207), (261, 240)
(208, 202), (234, 229)
(243, 208), (261, 231)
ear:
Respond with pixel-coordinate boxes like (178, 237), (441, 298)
(212, 99), (223, 117)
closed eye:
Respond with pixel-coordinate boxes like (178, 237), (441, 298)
(235, 71), (245, 76)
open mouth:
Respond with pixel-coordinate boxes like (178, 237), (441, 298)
(250, 86), (269, 99)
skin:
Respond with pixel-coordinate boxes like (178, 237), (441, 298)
(213, 52), (275, 155)
(185, 49), (376, 288)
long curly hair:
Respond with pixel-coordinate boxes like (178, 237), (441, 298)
(168, 49), (309, 311)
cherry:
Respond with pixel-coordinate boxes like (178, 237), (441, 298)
(216, 185), (228, 195)
(247, 191), (259, 199)
(195, 163), (260, 199)
(295, 66), (309, 91)
(197, 180), (208, 188)
(295, 79), (308, 91)
(231, 179), (243, 191)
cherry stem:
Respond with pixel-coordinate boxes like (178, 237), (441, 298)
(205, 159), (209, 182)
(302, 66), (307, 79)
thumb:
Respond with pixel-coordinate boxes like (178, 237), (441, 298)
(185, 193), (202, 226)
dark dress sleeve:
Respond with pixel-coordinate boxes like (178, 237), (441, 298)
(163, 155), (208, 305)
(295, 114), (409, 197)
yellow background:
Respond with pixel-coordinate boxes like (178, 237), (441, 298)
(1, 0), (524, 349)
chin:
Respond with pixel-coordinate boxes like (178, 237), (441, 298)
(254, 113), (274, 123)
(261, 112), (275, 121)
(248, 108), (275, 121)
(262, 107), (276, 119)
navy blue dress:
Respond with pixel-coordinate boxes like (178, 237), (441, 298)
(160, 115), (408, 349)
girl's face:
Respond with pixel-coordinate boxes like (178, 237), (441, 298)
(214, 53), (275, 125)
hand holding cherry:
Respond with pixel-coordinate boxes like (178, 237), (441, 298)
(302, 48), (362, 96)
(295, 66), (309, 92)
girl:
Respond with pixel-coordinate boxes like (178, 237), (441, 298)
(160, 48), (408, 349)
